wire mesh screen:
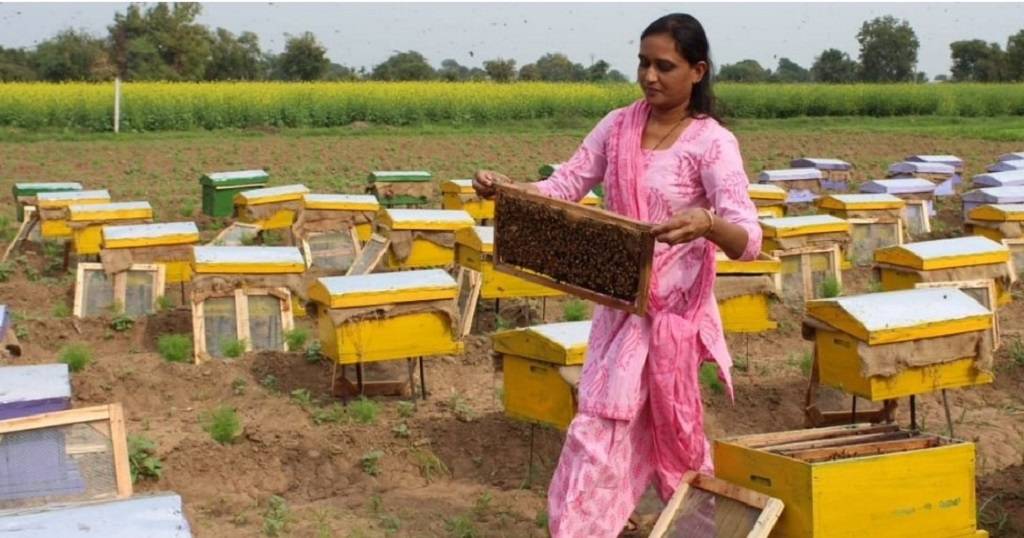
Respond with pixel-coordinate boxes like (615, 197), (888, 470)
(124, 270), (155, 317)
(83, 270), (114, 317)
(308, 231), (358, 272)
(248, 295), (283, 351)
(1009, 244), (1024, 280)
(850, 222), (899, 266)
(809, 251), (836, 299)
(665, 487), (763, 538)
(0, 422), (118, 511)
(203, 297), (238, 359)
(779, 254), (804, 303)
(905, 204), (927, 237)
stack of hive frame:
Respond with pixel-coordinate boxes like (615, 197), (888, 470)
(74, 261), (165, 319)
(759, 215), (850, 303)
(234, 184), (309, 232)
(492, 320), (591, 430)
(987, 159), (1024, 173)
(747, 183), (788, 218)
(100, 222), (200, 285)
(199, 169), (269, 217)
(0, 364), (70, 420)
(715, 251), (780, 333)
(0, 493), (191, 537)
(377, 208), (475, 269)
(971, 170), (1024, 188)
(758, 168), (825, 204)
(887, 161), (960, 196)
(817, 194), (905, 266)
(875, 235), (1015, 306)
(11, 182), (83, 223)
(36, 190), (111, 240)
(441, 179), (494, 222)
(68, 201), (154, 256)
(715, 423), (986, 538)
(860, 178), (936, 238)
(189, 246), (304, 361)
(962, 186), (1024, 215)
(293, 193), (379, 273)
(790, 157), (853, 190)
(366, 170), (432, 208)
(455, 226), (562, 301)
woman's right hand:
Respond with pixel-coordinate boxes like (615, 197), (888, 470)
(473, 169), (510, 199)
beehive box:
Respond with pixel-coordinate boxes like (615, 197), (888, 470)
(965, 204), (1024, 244)
(101, 222), (200, 284)
(199, 169), (269, 217)
(875, 236), (1015, 306)
(790, 157), (852, 188)
(11, 182), (82, 222)
(74, 262), (166, 318)
(807, 287), (994, 401)
(301, 193), (379, 242)
(962, 186), (1024, 215)
(715, 424), (986, 538)
(861, 178), (936, 237)
(367, 170), (432, 207)
(986, 159), (1024, 173)
(818, 194), (904, 266)
(68, 202), (154, 256)
(748, 183), (788, 218)
(309, 269), (463, 364)
(906, 154), (964, 172)
(887, 161), (960, 196)
(0, 492), (192, 537)
(0, 364), (71, 420)
(377, 208), (474, 269)
(455, 226), (562, 300)
(295, 194), (379, 273)
(440, 179), (494, 221)
(36, 190), (111, 239)
(972, 170), (1024, 188)
(492, 320), (590, 430)
(760, 215), (850, 301)
(715, 251), (780, 333)
(234, 184), (309, 231)
(758, 168), (825, 203)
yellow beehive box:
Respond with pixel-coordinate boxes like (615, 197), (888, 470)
(818, 194), (905, 266)
(875, 236), (1014, 306)
(493, 320), (591, 430)
(68, 201), (154, 255)
(748, 183), (787, 218)
(234, 184), (309, 230)
(455, 226), (562, 299)
(715, 425), (986, 538)
(807, 288), (994, 401)
(36, 189), (111, 239)
(581, 190), (601, 207)
(715, 251), (780, 333)
(966, 204), (1024, 243)
(309, 269), (463, 364)
(192, 246), (307, 275)
(102, 222), (200, 283)
(760, 215), (850, 302)
(441, 179), (494, 221)
(301, 193), (379, 242)
(378, 208), (475, 269)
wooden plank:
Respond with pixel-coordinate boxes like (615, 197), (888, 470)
(106, 402), (133, 497)
(733, 423), (892, 448)
(456, 267), (482, 337)
(1, 213), (37, 263)
(771, 430), (912, 453)
(346, 233), (390, 276)
(0, 404), (111, 434)
(648, 474), (693, 538)
(234, 288), (251, 352)
(786, 435), (941, 463)
(191, 293), (206, 364)
(113, 271), (128, 309)
(72, 262), (88, 318)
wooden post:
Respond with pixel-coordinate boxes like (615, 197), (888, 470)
(113, 77), (121, 134)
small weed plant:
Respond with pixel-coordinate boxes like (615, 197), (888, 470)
(157, 334), (191, 362)
(59, 344), (92, 372)
(203, 406), (242, 444)
(128, 435), (163, 483)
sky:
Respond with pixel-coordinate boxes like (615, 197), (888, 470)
(0, 2), (1022, 79)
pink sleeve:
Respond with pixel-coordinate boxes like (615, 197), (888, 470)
(700, 130), (762, 261)
(534, 110), (618, 202)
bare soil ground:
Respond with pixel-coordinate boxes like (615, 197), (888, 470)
(1, 127), (1022, 537)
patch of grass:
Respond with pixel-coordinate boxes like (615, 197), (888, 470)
(819, 275), (842, 298)
(312, 403), (347, 425)
(349, 396), (379, 424)
(203, 405), (242, 444)
(59, 344), (92, 372)
(448, 392), (475, 422)
(699, 363), (725, 395)
(411, 448), (450, 483)
(261, 230), (285, 246)
(156, 295), (174, 311)
(391, 422), (410, 438)
(221, 338), (246, 358)
(231, 377), (247, 395)
(360, 450), (383, 476)
(562, 298), (587, 321)
(304, 340), (322, 363)
(790, 351), (815, 376)
(535, 509), (549, 529)
(396, 400), (416, 418)
(472, 492), (492, 518)
(15, 326), (28, 340)
(494, 315), (513, 331)
(0, 261), (12, 282)
(157, 334), (192, 362)
(444, 515), (478, 538)
(0, 216), (11, 241)
(285, 327), (308, 352)
(290, 388), (314, 408)
(52, 301), (71, 318)
(179, 201), (195, 218)
(127, 435), (163, 483)
(262, 495), (290, 537)
(260, 374), (279, 391)
(1008, 338), (1024, 367)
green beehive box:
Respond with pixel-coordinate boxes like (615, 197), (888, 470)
(366, 170), (432, 208)
(199, 169), (270, 217)
(12, 182), (83, 221)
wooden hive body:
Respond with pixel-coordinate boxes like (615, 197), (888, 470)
(440, 179), (494, 221)
(818, 194), (905, 266)
(748, 183), (788, 218)
(715, 252), (781, 333)
(69, 202), (154, 255)
(875, 236), (1014, 305)
(760, 215), (850, 301)
(199, 169), (269, 217)
(234, 184), (309, 230)
(12, 182), (83, 222)
(36, 190), (111, 238)
(102, 222), (200, 283)
(378, 208), (475, 269)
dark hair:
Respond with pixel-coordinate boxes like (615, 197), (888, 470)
(641, 14), (721, 122)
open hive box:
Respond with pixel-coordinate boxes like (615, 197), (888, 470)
(493, 183), (654, 315)
(377, 208), (474, 269)
(791, 157), (852, 188)
(308, 269), (464, 365)
(0, 364), (70, 420)
(875, 235), (1015, 306)
(294, 194), (379, 273)
(806, 287), (994, 402)
(972, 170), (1024, 188)
(68, 202), (154, 256)
(492, 320), (590, 430)
(101, 222), (199, 284)
(759, 215), (850, 302)
(11, 182), (82, 223)
(190, 246), (303, 361)
(887, 161), (960, 196)
(987, 159), (1024, 173)
(0, 492), (191, 537)
(440, 179), (494, 221)
(455, 226), (562, 301)
(860, 178), (936, 238)
(366, 170), (432, 208)
(962, 186), (1024, 215)
(199, 169), (269, 217)
(234, 184), (309, 231)
(0, 404), (132, 512)
(817, 194), (904, 266)
(907, 153), (964, 172)
(36, 190), (111, 239)
(747, 183), (788, 218)
(758, 168), (825, 204)
(715, 251), (780, 333)
(715, 423), (986, 538)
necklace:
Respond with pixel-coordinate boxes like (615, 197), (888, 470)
(650, 113), (689, 151)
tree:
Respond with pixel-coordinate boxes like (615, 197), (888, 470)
(371, 50), (435, 81)
(606, 69), (629, 83)
(273, 32), (329, 81)
(1006, 30), (1024, 81)
(717, 59), (771, 82)
(810, 48), (859, 83)
(324, 62), (360, 81)
(518, 63), (539, 81)
(586, 60), (610, 82)
(438, 59), (469, 82)
(856, 15), (919, 82)
(0, 46), (37, 81)
(773, 57), (810, 83)
(206, 28), (264, 80)
(934, 74), (949, 82)
(534, 53), (582, 81)
(950, 39), (1006, 82)
(483, 58), (516, 82)
(108, 3), (212, 81)
(32, 29), (111, 81)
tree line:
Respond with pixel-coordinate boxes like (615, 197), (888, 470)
(1, 6), (1022, 84)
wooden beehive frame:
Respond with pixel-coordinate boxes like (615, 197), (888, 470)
(455, 266), (483, 337)
(493, 183), (654, 315)
(191, 287), (295, 363)
(208, 222), (262, 246)
(346, 234), (391, 276)
(846, 217), (903, 264)
(774, 244), (843, 301)
(734, 423), (946, 462)
(913, 279), (1000, 348)
(902, 199), (932, 236)
(300, 227), (362, 270)
(0, 403), (132, 500)
(649, 471), (784, 538)
(73, 263), (166, 318)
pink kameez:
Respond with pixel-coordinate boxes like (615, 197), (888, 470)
(536, 101), (763, 538)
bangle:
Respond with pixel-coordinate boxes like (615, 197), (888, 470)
(702, 208), (715, 237)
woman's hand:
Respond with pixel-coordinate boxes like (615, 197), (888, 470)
(651, 208), (713, 245)
(472, 170), (511, 200)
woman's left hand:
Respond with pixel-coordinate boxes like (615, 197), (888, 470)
(651, 208), (713, 245)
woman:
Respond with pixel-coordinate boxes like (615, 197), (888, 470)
(474, 13), (762, 537)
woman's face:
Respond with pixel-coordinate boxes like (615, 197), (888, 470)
(637, 32), (707, 112)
